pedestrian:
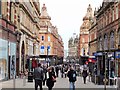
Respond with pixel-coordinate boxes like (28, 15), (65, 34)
(64, 65), (68, 78)
(46, 66), (56, 90)
(67, 66), (77, 90)
(61, 64), (64, 78)
(55, 65), (59, 77)
(33, 63), (44, 90)
(82, 69), (88, 84)
(43, 64), (47, 86)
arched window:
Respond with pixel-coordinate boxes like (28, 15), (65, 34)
(110, 32), (114, 49)
(104, 34), (108, 50)
(99, 37), (102, 51)
(118, 30), (120, 45)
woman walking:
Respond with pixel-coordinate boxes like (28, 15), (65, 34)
(46, 66), (56, 90)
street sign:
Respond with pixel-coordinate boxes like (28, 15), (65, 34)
(115, 50), (120, 58)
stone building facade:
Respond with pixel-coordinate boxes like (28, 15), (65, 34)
(89, 8), (97, 56)
(78, 4), (93, 62)
(0, 0), (41, 80)
(78, 4), (93, 57)
(39, 4), (64, 65)
(68, 33), (79, 60)
(96, 1), (120, 84)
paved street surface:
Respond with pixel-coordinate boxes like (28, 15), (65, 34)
(1, 76), (117, 89)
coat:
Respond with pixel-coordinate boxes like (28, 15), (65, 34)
(33, 67), (43, 80)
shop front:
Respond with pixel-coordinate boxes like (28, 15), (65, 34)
(0, 18), (17, 80)
(0, 39), (8, 80)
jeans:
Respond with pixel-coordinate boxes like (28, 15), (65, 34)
(35, 79), (43, 90)
(69, 82), (75, 90)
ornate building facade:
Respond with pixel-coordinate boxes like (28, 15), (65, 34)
(68, 33), (79, 60)
(89, 8), (97, 56)
(78, 4), (93, 58)
(39, 4), (64, 65)
(0, 0), (41, 80)
(96, 1), (120, 84)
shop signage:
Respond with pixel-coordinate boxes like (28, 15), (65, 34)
(115, 50), (120, 58)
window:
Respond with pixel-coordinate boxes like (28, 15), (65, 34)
(47, 46), (50, 54)
(81, 48), (85, 56)
(112, 8), (114, 21)
(110, 32), (114, 49)
(99, 37), (102, 51)
(40, 45), (44, 54)
(0, 0), (1, 15)
(48, 36), (50, 41)
(104, 34), (108, 50)
(42, 36), (44, 41)
(118, 30), (120, 45)
(82, 38), (85, 43)
(11, 6), (14, 23)
(116, 6), (118, 19)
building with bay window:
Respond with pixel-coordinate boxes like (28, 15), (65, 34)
(39, 4), (64, 65)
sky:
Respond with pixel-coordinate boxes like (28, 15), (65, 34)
(40, 0), (103, 50)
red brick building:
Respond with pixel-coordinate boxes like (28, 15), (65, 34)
(78, 4), (93, 64)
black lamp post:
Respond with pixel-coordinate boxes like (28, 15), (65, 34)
(47, 46), (49, 66)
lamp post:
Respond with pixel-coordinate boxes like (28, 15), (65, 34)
(117, 45), (120, 89)
(103, 52), (107, 90)
(47, 46), (49, 66)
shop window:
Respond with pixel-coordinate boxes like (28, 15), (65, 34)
(42, 36), (44, 41)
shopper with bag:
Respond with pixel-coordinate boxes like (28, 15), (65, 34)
(46, 66), (56, 90)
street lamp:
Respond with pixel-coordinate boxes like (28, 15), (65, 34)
(103, 52), (107, 90)
(116, 45), (120, 89)
(47, 46), (49, 66)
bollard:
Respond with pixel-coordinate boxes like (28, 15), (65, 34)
(23, 75), (26, 86)
(117, 78), (120, 89)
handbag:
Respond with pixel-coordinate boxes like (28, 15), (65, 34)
(52, 76), (56, 82)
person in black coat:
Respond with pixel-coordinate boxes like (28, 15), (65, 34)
(67, 66), (77, 90)
(82, 69), (88, 84)
(46, 66), (56, 90)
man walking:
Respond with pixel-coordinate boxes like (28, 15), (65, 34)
(34, 63), (43, 90)
(67, 66), (77, 90)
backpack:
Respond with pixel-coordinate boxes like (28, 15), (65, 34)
(72, 71), (77, 82)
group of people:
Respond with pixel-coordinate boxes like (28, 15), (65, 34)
(33, 63), (89, 90)
(33, 63), (56, 90)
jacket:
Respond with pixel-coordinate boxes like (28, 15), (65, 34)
(67, 70), (77, 82)
(34, 67), (43, 80)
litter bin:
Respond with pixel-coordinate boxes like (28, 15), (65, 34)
(28, 71), (33, 82)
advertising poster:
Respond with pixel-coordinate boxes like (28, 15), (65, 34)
(0, 39), (8, 80)
(10, 42), (16, 79)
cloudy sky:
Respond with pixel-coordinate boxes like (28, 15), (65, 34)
(40, 0), (103, 50)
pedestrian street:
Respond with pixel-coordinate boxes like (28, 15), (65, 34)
(1, 76), (116, 90)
